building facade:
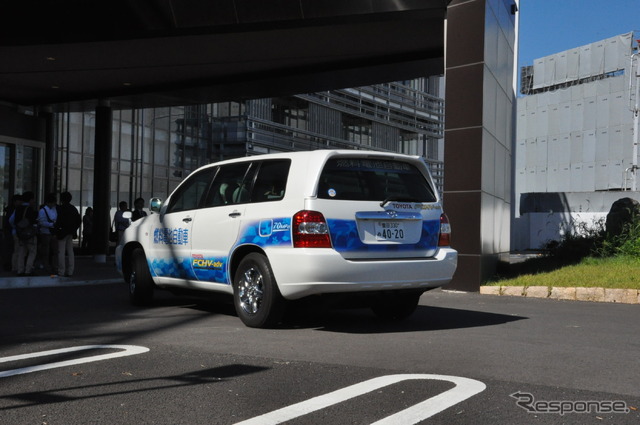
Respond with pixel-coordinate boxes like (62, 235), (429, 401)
(514, 32), (639, 250)
(36, 79), (445, 226)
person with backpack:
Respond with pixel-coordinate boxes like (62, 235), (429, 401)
(37, 193), (58, 275)
(9, 191), (38, 276)
(56, 191), (81, 277)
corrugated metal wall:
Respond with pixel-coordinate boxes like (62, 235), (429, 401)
(532, 33), (632, 89)
(514, 32), (638, 250)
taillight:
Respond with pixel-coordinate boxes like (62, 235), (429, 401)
(438, 213), (451, 247)
(292, 210), (332, 248)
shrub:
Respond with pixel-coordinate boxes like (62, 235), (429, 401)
(595, 215), (640, 257)
(542, 219), (605, 262)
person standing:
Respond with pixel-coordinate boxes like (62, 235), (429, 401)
(3, 194), (22, 272)
(9, 191), (38, 276)
(114, 201), (130, 245)
(131, 197), (147, 222)
(37, 193), (58, 275)
(81, 207), (93, 253)
(56, 191), (81, 277)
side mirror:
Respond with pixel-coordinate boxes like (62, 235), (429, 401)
(122, 211), (132, 220)
(150, 197), (163, 214)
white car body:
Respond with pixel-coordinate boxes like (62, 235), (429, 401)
(116, 150), (457, 326)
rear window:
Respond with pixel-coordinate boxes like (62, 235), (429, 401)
(317, 157), (437, 202)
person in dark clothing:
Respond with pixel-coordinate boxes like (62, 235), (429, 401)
(56, 191), (81, 277)
(114, 201), (130, 245)
(9, 191), (38, 275)
(131, 197), (147, 222)
(81, 207), (93, 253)
(3, 194), (22, 272)
(37, 193), (58, 274)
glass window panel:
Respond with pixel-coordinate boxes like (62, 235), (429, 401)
(84, 156), (95, 169)
(119, 122), (133, 160)
(142, 177), (151, 193)
(120, 110), (133, 122)
(21, 146), (39, 195)
(69, 152), (82, 168)
(154, 166), (168, 178)
(119, 175), (130, 192)
(154, 138), (168, 163)
(120, 160), (131, 173)
(153, 179), (168, 196)
(69, 121), (83, 152)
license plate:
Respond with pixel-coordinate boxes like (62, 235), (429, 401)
(375, 221), (406, 241)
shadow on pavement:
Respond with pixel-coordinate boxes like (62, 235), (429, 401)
(176, 293), (527, 334)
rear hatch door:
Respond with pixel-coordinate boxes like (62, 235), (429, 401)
(311, 155), (442, 260)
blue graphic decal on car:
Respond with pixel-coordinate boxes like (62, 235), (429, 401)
(237, 218), (292, 247)
(149, 256), (195, 280)
(186, 218), (293, 285)
(191, 254), (228, 283)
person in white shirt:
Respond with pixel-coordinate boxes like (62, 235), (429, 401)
(37, 193), (58, 275)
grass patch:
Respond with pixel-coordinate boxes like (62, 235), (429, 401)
(489, 209), (640, 290)
(487, 255), (640, 289)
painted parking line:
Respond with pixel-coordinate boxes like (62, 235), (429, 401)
(234, 373), (486, 425)
(0, 345), (149, 378)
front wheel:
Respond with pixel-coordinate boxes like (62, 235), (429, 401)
(129, 248), (154, 306)
(233, 253), (285, 328)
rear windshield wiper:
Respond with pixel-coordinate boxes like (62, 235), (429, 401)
(380, 196), (421, 208)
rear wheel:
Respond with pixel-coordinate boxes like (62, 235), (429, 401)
(129, 248), (154, 305)
(233, 253), (285, 328)
(371, 291), (422, 320)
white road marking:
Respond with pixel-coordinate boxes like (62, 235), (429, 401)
(234, 373), (486, 425)
(0, 345), (149, 378)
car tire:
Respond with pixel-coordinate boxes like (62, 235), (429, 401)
(129, 248), (154, 306)
(371, 291), (421, 320)
(233, 253), (285, 328)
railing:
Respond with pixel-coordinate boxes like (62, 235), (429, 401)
(300, 84), (444, 139)
(246, 117), (444, 194)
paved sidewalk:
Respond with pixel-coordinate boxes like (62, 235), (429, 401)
(0, 255), (123, 289)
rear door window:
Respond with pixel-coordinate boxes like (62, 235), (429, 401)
(204, 162), (254, 207)
(317, 157), (436, 202)
(249, 159), (291, 203)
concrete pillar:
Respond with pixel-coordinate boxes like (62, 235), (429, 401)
(93, 101), (112, 263)
(444, 0), (517, 290)
(42, 107), (56, 197)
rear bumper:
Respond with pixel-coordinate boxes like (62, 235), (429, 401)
(267, 247), (457, 299)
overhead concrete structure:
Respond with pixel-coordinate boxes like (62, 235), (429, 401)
(0, 0), (448, 110)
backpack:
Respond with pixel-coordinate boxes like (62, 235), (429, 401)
(16, 207), (36, 241)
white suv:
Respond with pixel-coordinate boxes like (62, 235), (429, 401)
(116, 150), (457, 327)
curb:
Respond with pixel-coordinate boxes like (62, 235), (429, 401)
(480, 286), (640, 304)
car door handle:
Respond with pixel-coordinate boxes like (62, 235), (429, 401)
(229, 211), (241, 218)
(183, 217), (192, 223)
